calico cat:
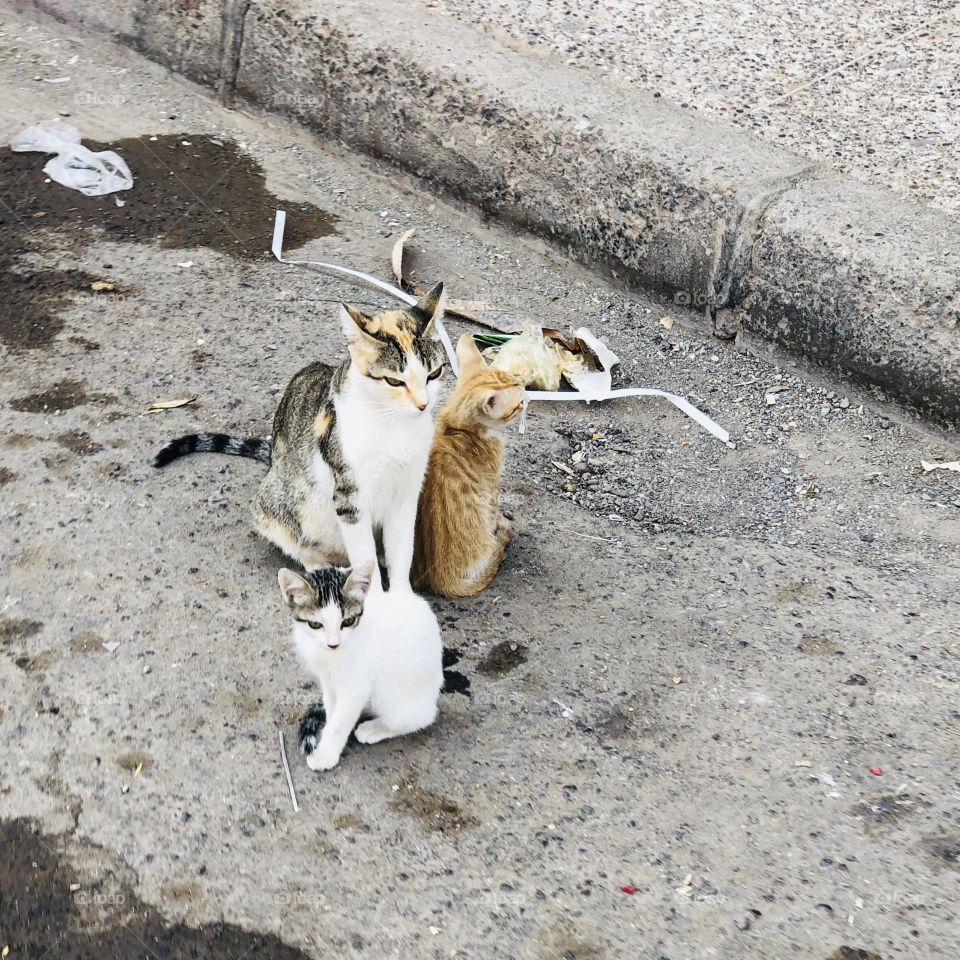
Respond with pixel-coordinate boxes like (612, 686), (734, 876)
(279, 561), (443, 771)
(412, 334), (526, 597)
(154, 285), (447, 591)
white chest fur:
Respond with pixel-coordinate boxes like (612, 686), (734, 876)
(291, 590), (443, 771)
(335, 386), (434, 519)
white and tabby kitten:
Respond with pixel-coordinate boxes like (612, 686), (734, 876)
(279, 562), (443, 771)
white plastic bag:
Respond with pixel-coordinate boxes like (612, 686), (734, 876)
(488, 325), (586, 392)
(10, 121), (133, 197)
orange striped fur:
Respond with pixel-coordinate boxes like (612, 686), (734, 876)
(413, 335), (526, 597)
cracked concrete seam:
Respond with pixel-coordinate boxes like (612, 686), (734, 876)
(217, 0), (252, 104)
(710, 164), (822, 339)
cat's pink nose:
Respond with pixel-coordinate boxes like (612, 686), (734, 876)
(416, 401), (427, 412)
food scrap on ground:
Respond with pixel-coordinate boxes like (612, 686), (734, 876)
(146, 396), (197, 413)
(272, 210), (731, 444)
(483, 325), (585, 391)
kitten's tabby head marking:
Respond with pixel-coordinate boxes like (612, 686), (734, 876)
(339, 283), (447, 416)
(278, 562), (374, 649)
(449, 334), (527, 428)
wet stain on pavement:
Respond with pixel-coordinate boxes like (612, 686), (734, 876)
(97, 461), (128, 480)
(159, 880), (202, 903)
(2, 432), (39, 448)
(56, 431), (103, 456)
(534, 921), (604, 960)
(0, 268), (103, 351)
(828, 948), (882, 960)
(10, 378), (114, 413)
(42, 451), (76, 479)
(332, 813), (368, 830)
(800, 634), (839, 656)
(0, 818), (313, 960)
(592, 703), (635, 740)
(476, 639), (529, 677)
(0, 466), (16, 485)
(0, 133), (336, 261)
(13, 650), (58, 672)
(852, 794), (918, 834)
(218, 689), (265, 720)
(923, 834), (959, 871)
(116, 751), (153, 775)
(69, 630), (104, 654)
(0, 617), (43, 647)
(0, 134), (337, 352)
(442, 645), (470, 695)
(389, 775), (480, 833)
(91, 134), (336, 258)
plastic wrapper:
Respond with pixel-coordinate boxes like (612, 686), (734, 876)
(486, 325), (585, 391)
(11, 121), (133, 197)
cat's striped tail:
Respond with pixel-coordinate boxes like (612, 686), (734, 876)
(298, 701), (326, 755)
(153, 433), (272, 468)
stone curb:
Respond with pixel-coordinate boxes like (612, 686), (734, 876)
(15, 0), (960, 424)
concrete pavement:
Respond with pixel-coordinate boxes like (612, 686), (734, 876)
(437, 0), (960, 215)
(0, 11), (958, 960)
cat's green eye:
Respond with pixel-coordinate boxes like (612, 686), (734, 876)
(307, 620), (323, 631)
(383, 376), (404, 388)
(427, 367), (443, 381)
(341, 614), (359, 629)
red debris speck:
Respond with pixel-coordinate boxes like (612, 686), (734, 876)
(869, 767), (883, 776)
(619, 885), (638, 895)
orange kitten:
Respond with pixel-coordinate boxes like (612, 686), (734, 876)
(413, 335), (526, 597)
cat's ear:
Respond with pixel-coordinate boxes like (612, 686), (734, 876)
(412, 282), (445, 336)
(278, 568), (314, 607)
(344, 561), (375, 600)
(455, 333), (485, 376)
(339, 303), (378, 344)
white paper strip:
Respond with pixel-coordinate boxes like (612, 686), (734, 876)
(272, 210), (459, 376)
(271, 210), (731, 445)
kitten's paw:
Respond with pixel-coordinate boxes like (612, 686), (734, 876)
(354, 720), (390, 745)
(306, 745), (342, 771)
